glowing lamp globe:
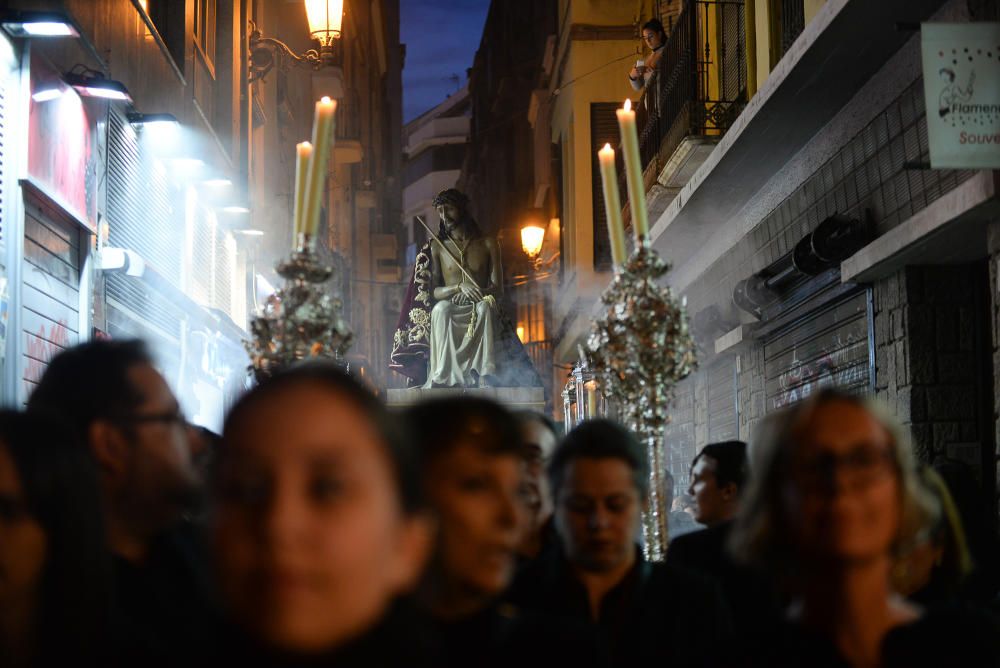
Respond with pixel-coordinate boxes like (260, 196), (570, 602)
(521, 224), (545, 260)
(305, 0), (344, 45)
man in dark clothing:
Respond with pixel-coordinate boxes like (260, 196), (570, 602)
(508, 420), (732, 667)
(27, 340), (215, 665)
(666, 441), (780, 640)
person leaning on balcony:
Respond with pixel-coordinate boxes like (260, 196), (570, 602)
(628, 19), (667, 91)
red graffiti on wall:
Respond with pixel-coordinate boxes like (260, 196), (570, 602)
(24, 320), (71, 393)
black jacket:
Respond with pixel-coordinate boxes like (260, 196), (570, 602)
(737, 607), (1000, 668)
(665, 521), (781, 636)
(508, 545), (732, 667)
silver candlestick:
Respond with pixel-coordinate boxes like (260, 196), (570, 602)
(586, 240), (697, 561)
(245, 234), (354, 381)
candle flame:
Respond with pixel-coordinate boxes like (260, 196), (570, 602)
(321, 96), (331, 103)
(603, 142), (612, 151)
(623, 98), (632, 112)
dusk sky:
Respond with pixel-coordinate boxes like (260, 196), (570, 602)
(400, 0), (491, 122)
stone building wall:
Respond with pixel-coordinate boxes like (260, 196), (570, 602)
(873, 266), (991, 470)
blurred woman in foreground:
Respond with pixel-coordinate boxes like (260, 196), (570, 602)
(730, 389), (999, 667)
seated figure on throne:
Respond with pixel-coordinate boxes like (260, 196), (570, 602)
(390, 189), (541, 389)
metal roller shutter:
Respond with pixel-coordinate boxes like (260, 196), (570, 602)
(665, 375), (697, 491)
(707, 356), (738, 441)
(21, 201), (81, 401)
(764, 289), (873, 412)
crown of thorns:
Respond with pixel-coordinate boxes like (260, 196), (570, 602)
(432, 189), (469, 209)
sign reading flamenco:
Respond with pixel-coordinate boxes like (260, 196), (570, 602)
(921, 22), (1000, 169)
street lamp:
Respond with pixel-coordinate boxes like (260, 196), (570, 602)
(305, 0), (344, 44)
(521, 224), (545, 266)
(248, 0), (345, 82)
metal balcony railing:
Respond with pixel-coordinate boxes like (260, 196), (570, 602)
(779, 0), (806, 58)
(618, 0), (748, 208)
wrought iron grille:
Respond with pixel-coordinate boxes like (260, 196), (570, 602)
(779, 0), (805, 58)
(618, 0), (747, 207)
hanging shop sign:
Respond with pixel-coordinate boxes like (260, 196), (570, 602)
(921, 22), (1000, 169)
(27, 55), (98, 231)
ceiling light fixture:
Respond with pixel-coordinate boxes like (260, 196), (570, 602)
(127, 112), (180, 129)
(64, 70), (132, 102)
(1, 11), (79, 38)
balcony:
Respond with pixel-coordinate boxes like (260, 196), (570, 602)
(618, 0), (748, 216)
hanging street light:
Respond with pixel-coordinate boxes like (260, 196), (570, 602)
(249, 1), (345, 82)
(304, 0), (344, 45)
(521, 223), (545, 267)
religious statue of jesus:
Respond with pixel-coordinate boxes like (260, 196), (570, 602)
(389, 189), (541, 389)
(424, 189), (502, 387)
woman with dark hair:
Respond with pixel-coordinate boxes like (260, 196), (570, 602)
(404, 397), (605, 667)
(628, 18), (668, 91)
(0, 411), (113, 666)
(211, 363), (433, 665)
(730, 389), (1000, 667)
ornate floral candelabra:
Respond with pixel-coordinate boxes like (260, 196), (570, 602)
(245, 236), (354, 381)
(586, 241), (697, 561)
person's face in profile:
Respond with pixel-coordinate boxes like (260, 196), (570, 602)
(555, 457), (641, 572)
(520, 419), (558, 528)
(212, 384), (429, 653)
(0, 443), (47, 622)
(783, 399), (901, 565)
(424, 441), (527, 599)
(116, 363), (201, 526)
(688, 455), (737, 526)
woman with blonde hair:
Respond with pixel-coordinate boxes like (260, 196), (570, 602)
(729, 388), (999, 667)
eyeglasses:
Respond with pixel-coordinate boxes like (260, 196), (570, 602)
(115, 410), (189, 428)
(791, 446), (895, 490)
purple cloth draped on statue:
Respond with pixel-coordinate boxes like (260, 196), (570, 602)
(389, 241), (543, 388)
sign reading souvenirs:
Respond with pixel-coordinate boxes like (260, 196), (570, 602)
(921, 22), (1000, 169)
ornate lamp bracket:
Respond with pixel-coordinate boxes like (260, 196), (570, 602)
(248, 20), (336, 83)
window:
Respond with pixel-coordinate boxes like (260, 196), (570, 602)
(590, 103), (620, 271)
(194, 0), (217, 69)
(142, 0), (185, 72)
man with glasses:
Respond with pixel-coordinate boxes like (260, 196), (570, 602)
(28, 339), (212, 664)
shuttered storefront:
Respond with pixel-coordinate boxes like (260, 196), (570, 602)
(105, 109), (184, 375)
(763, 289), (873, 412)
(21, 197), (81, 400)
(707, 355), (738, 441)
(665, 375), (697, 490)
(0, 43), (11, 401)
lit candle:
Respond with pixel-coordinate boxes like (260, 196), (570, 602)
(584, 379), (599, 418)
(616, 99), (650, 242)
(597, 143), (627, 268)
(302, 96), (338, 245)
(292, 141), (313, 245)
